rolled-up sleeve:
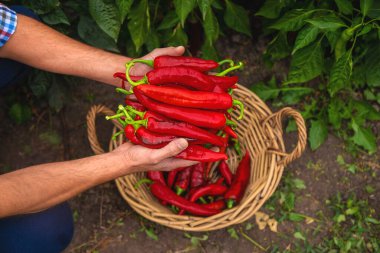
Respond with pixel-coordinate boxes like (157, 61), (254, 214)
(0, 3), (17, 48)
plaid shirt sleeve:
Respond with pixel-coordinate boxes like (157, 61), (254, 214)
(0, 3), (17, 48)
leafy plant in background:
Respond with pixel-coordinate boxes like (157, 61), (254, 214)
(4, 0), (251, 119)
(252, 0), (380, 154)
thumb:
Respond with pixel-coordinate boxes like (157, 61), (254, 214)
(150, 138), (188, 162)
(144, 46), (185, 60)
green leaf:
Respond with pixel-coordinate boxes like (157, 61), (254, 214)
(227, 228), (239, 240)
(326, 31), (340, 50)
(292, 25), (319, 55)
(116, 0), (133, 23)
(39, 130), (62, 146)
(366, 217), (380, 224)
(288, 213), (306, 222)
(256, 0), (286, 19)
(265, 32), (290, 60)
(198, 0), (212, 20)
(89, 0), (121, 42)
(224, 0), (251, 37)
(328, 98), (344, 129)
(251, 83), (279, 101)
(365, 185), (375, 194)
(286, 42), (323, 84)
(144, 227), (158, 241)
(145, 29), (160, 52)
(173, 0), (197, 27)
(8, 103), (32, 125)
(201, 42), (219, 61)
(157, 11), (179, 30)
(203, 6), (219, 45)
(309, 119), (328, 150)
(350, 120), (377, 154)
(285, 192), (295, 211)
(365, 45), (380, 87)
(78, 15), (120, 53)
(127, 0), (149, 52)
(328, 51), (352, 96)
(367, 1), (380, 18)
(281, 87), (313, 105)
(294, 232), (306, 241)
(41, 8), (70, 25)
(336, 154), (346, 166)
(28, 0), (60, 15)
(269, 9), (315, 32)
(336, 214), (346, 223)
(345, 206), (359, 215)
(166, 26), (188, 47)
(335, 0), (353, 15)
(352, 100), (380, 121)
(292, 178), (306, 189)
(357, 24), (372, 36)
(360, 0), (374, 17)
(306, 15), (346, 31)
(48, 82), (66, 112)
(29, 71), (51, 98)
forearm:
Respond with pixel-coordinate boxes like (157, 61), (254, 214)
(0, 14), (129, 86)
(0, 152), (129, 217)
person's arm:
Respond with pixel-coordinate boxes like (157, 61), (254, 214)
(0, 14), (184, 86)
(0, 139), (197, 218)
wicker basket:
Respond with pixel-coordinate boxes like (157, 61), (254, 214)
(86, 84), (307, 232)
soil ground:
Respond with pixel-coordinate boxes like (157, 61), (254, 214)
(0, 35), (379, 253)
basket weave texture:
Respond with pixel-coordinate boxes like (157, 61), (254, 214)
(86, 84), (307, 231)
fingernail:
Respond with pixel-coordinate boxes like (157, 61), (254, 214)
(176, 138), (188, 150)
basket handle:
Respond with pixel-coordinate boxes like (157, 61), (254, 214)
(86, 104), (122, 155)
(262, 107), (307, 166)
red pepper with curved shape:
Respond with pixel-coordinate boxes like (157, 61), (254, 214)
(174, 166), (192, 195)
(202, 200), (226, 211)
(224, 151), (251, 208)
(190, 163), (205, 188)
(176, 145), (227, 162)
(125, 100), (145, 111)
(136, 127), (177, 145)
(189, 183), (228, 202)
(134, 88), (235, 129)
(218, 160), (233, 185)
(147, 171), (166, 186)
(150, 182), (220, 216)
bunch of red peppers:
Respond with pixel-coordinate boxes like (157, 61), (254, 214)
(108, 55), (251, 217)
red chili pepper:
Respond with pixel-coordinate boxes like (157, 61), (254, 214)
(202, 200), (226, 211)
(224, 126), (238, 139)
(224, 151), (251, 208)
(125, 99), (145, 111)
(147, 171), (166, 186)
(190, 163), (205, 188)
(218, 160), (233, 185)
(135, 127), (177, 145)
(167, 167), (185, 188)
(124, 125), (141, 145)
(189, 183), (228, 202)
(176, 145), (227, 162)
(209, 75), (238, 92)
(135, 85), (243, 111)
(150, 182), (220, 216)
(134, 88), (235, 129)
(174, 166), (192, 195)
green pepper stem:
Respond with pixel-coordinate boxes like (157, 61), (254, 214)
(134, 178), (153, 189)
(232, 138), (242, 156)
(217, 59), (235, 67)
(105, 112), (124, 120)
(111, 130), (124, 140)
(226, 199), (235, 209)
(233, 99), (245, 120)
(129, 59), (154, 67)
(199, 197), (207, 204)
(118, 105), (133, 121)
(125, 62), (148, 86)
(175, 186), (185, 196)
(225, 118), (237, 127)
(115, 87), (133, 95)
(125, 105), (145, 119)
(216, 61), (244, 76)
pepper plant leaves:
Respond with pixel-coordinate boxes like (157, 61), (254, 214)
(350, 120), (377, 154)
(334, 0), (353, 15)
(250, 81), (280, 101)
(201, 42), (219, 61)
(167, 26), (188, 47)
(173, 0), (197, 27)
(365, 45), (380, 87)
(127, 0), (150, 52)
(116, 0), (133, 23)
(286, 41), (323, 84)
(306, 15), (347, 31)
(256, 0), (287, 19)
(292, 25), (319, 55)
(265, 32), (291, 60)
(203, 6), (219, 45)
(198, 0), (212, 21)
(309, 118), (328, 150)
(224, 0), (252, 37)
(41, 8), (70, 25)
(360, 0), (374, 18)
(9, 103), (32, 125)
(145, 29), (160, 52)
(157, 11), (179, 30)
(328, 51), (352, 96)
(89, 0), (121, 42)
(269, 9), (316, 32)
(78, 15), (119, 53)
(328, 97), (345, 129)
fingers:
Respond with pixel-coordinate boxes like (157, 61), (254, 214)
(147, 46), (185, 60)
(149, 138), (188, 164)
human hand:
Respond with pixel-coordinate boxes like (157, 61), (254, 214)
(128, 46), (185, 77)
(111, 138), (198, 174)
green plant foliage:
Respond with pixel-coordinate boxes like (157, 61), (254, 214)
(255, 0), (380, 154)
